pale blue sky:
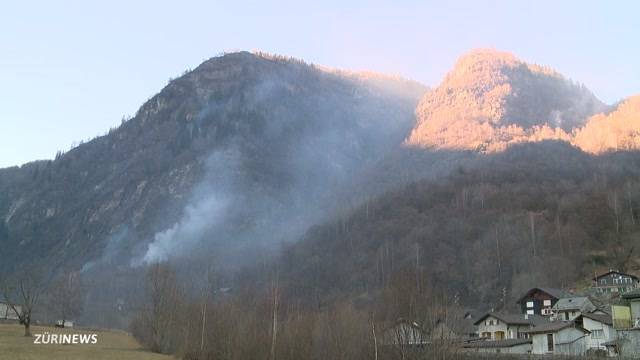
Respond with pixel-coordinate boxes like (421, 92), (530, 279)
(1, 0), (639, 168)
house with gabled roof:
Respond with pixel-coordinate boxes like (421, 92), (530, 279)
(551, 296), (596, 321)
(524, 320), (590, 355)
(517, 288), (568, 316)
(575, 312), (616, 354)
(473, 312), (547, 340)
(593, 270), (639, 294)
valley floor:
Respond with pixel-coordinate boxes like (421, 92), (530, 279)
(0, 324), (170, 360)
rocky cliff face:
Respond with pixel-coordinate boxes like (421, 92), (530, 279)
(0, 52), (425, 274)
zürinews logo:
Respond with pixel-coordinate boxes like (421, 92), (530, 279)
(33, 332), (98, 345)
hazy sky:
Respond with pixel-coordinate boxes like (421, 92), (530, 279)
(1, 0), (639, 168)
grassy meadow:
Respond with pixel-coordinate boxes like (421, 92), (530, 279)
(0, 323), (171, 360)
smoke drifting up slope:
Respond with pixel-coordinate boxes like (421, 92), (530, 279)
(130, 53), (427, 267)
(88, 52), (424, 270)
(0, 51), (425, 275)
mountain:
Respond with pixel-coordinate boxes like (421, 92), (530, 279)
(405, 49), (607, 152)
(3, 49), (640, 336)
(0, 51), (425, 276)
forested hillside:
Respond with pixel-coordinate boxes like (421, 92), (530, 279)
(277, 142), (640, 313)
(125, 142), (640, 360)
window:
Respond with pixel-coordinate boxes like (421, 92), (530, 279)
(591, 329), (603, 339)
(542, 308), (552, 315)
(527, 310), (534, 315)
(526, 301), (534, 308)
(547, 334), (554, 352)
(601, 279), (606, 284)
(543, 300), (551, 306)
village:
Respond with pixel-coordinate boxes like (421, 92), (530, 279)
(382, 270), (640, 358)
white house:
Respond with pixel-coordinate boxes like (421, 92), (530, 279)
(551, 297), (596, 321)
(55, 320), (74, 328)
(575, 313), (615, 355)
(525, 320), (590, 356)
(474, 312), (545, 340)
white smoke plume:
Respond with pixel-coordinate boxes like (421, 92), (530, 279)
(137, 193), (228, 265)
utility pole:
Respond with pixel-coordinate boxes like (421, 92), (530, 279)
(270, 271), (279, 360)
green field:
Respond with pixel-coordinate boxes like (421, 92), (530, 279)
(0, 324), (171, 360)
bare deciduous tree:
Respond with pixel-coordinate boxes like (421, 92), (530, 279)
(1, 267), (44, 336)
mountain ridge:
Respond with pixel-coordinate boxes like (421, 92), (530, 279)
(405, 48), (621, 153)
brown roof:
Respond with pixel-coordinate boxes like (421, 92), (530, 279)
(580, 312), (613, 326)
(516, 287), (568, 304)
(524, 321), (590, 334)
(463, 338), (532, 348)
